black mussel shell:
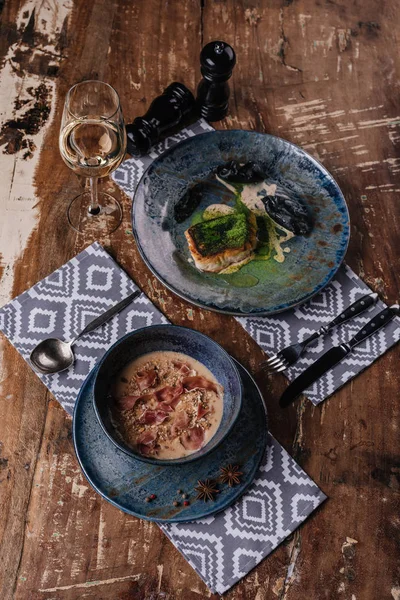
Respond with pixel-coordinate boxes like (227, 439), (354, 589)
(215, 160), (265, 184)
(256, 216), (269, 243)
(174, 182), (204, 223)
(263, 195), (313, 235)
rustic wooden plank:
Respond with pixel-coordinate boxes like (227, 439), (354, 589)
(0, 0), (399, 599)
(199, 2), (400, 599)
(0, 3), (76, 599)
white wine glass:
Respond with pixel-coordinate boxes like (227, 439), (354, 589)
(59, 80), (127, 234)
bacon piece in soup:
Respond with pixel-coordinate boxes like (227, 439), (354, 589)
(157, 402), (174, 413)
(171, 410), (190, 437)
(155, 382), (183, 404)
(197, 404), (210, 419)
(136, 367), (158, 391)
(168, 395), (183, 409)
(115, 393), (155, 411)
(180, 425), (205, 451)
(139, 443), (158, 456)
(182, 375), (220, 395)
(136, 429), (157, 446)
(139, 410), (170, 425)
(137, 429), (158, 456)
(173, 361), (191, 374)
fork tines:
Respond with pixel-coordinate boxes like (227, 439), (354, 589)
(261, 354), (289, 373)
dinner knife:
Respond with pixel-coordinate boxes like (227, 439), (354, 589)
(279, 304), (399, 408)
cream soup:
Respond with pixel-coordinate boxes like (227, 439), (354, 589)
(111, 351), (224, 459)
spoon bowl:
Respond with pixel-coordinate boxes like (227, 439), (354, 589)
(28, 290), (141, 375)
(30, 338), (74, 374)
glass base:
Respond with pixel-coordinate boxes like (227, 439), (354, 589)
(67, 191), (123, 234)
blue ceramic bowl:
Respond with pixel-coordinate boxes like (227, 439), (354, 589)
(93, 325), (243, 465)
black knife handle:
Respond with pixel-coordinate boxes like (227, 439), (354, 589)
(328, 292), (378, 329)
(303, 292), (378, 346)
(346, 305), (399, 350)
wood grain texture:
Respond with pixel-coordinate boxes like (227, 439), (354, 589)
(0, 0), (399, 599)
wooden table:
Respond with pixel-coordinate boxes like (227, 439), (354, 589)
(0, 1), (399, 598)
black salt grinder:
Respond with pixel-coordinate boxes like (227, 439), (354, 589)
(196, 41), (236, 122)
(125, 82), (195, 157)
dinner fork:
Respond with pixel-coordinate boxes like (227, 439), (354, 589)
(261, 292), (378, 373)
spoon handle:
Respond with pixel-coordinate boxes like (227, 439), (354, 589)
(71, 290), (141, 344)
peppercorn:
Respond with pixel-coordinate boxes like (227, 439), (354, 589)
(182, 493), (188, 499)
(177, 489), (183, 494)
(150, 494), (156, 500)
(173, 501), (180, 507)
(183, 500), (190, 506)
(145, 497), (151, 502)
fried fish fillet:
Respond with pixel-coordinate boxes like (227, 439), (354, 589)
(184, 212), (257, 273)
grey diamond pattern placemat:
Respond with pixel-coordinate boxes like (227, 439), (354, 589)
(238, 265), (400, 404)
(113, 118), (400, 406)
(161, 434), (325, 594)
(0, 242), (168, 414)
(0, 241), (326, 594)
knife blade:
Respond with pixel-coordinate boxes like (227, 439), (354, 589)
(279, 304), (399, 408)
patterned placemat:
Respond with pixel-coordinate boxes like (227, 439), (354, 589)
(0, 242), (326, 594)
(161, 433), (325, 594)
(113, 119), (400, 405)
(0, 243), (167, 414)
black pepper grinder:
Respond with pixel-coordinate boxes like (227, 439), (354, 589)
(125, 82), (195, 157)
(196, 41), (236, 122)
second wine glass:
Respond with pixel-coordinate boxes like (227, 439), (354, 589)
(59, 80), (127, 234)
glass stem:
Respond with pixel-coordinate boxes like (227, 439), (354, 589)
(88, 177), (101, 215)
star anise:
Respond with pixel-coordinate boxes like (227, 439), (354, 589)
(195, 479), (219, 502)
(219, 464), (243, 487)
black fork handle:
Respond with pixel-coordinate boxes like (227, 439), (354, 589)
(303, 292), (379, 347)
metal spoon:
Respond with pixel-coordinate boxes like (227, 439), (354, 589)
(29, 290), (141, 374)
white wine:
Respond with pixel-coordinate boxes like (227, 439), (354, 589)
(59, 118), (126, 178)
(60, 81), (125, 234)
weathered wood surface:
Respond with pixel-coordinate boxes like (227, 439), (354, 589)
(0, 0), (399, 598)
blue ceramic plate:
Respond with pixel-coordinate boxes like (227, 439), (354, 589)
(73, 359), (267, 523)
(132, 130), (350, 315)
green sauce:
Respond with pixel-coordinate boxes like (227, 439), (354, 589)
(221, 272), (259, 288)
